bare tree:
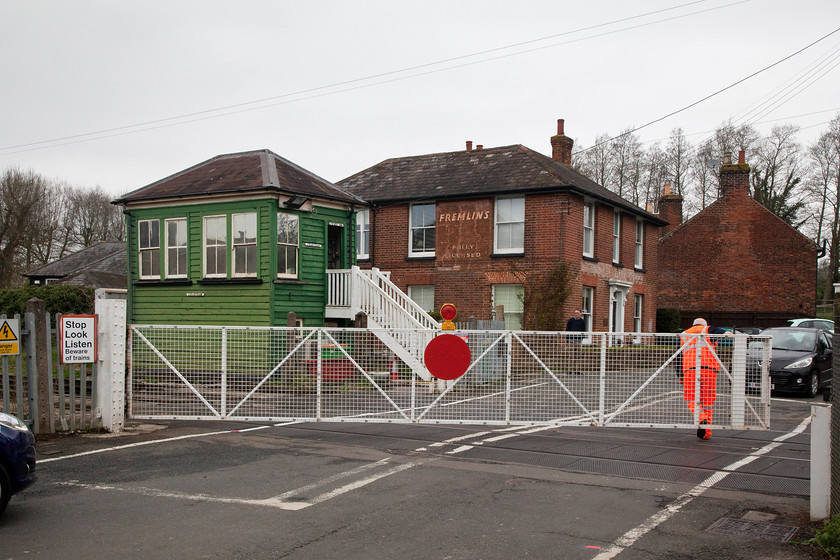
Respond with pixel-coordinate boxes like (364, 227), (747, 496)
(573, 133), (615, 189)
(66, 186), (125, 247)
(0, 168), (48, 288)
(610, 129), (643, 203)
(808, 115), (840, 303)
(749, 124), (808, 227)
(664, 128), (691, 196)
(26, 180), (73, 267)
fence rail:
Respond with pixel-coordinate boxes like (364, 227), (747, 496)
(128, 326), (770, 430)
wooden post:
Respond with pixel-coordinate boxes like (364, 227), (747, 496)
(26, 298), (51, 434)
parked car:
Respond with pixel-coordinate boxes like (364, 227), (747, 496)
(736, 326), (763, 335)
(786, 318), (834, 331)
(0, 412), (36, 518)
(747, 327), (833, 397)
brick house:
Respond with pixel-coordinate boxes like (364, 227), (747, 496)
(339, 120), (666, 334)
(657, 150), (818, 329)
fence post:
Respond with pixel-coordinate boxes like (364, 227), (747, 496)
(832, 282), (840, 516)
(95, 290), (126, 433)
(25, 298), (51, 434)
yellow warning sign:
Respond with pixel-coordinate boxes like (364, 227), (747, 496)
(0, 318), (20, 356)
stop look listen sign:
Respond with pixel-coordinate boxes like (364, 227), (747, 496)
(59, 314), (97, 364)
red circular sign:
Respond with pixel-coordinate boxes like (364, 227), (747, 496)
(440, 303), (457, 322)
(424, 334), (471, 380)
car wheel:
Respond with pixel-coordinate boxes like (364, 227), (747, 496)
(0, 463), (10, 518)
(807, 371), (819, 398)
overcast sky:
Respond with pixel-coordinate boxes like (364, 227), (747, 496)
(1, 0), (838, 198)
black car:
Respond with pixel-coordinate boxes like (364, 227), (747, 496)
(747, 327), (833, 397)
(0, 411), (36, 517)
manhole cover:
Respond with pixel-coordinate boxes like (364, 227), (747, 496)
(706, 517), (798, 543)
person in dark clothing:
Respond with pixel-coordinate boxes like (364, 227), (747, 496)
(566, 309), (586, 333)
(565, 309), (586, 374)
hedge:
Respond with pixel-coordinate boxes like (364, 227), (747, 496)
(0, 285), (96, 316)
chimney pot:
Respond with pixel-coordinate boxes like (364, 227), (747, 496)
(476, 144), (483, 151)
(738, 150), (745, 164)
(466, 141), (473, 152)
(663, 181), (671, 196)
(723, 152), (732, 165)
(557, 119), (565, 136)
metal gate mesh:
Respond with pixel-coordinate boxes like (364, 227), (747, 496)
(128, 326), (770, 429)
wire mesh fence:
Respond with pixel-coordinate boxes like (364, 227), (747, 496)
(128, 325), (771, 429)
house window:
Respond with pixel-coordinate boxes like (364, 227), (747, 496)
(356, 209), (370, 259)
(138, 219), (160, 279)
(277, 212), (299, 278)
(634, 294), (643, 332)
(165, 218), (188, 279)
(408, 285), (435, 313)
(492, 284), (524, 330)
(409, 203), (436, 257)
(203, 215), (227, 278)
(494, 197), (525, 254)
(612, 211), (621, 264)
(583, 202), (595, 258)
(582, 286), (594, 332)
(635, 219), (644, 269)
(232, 212), (257, 277)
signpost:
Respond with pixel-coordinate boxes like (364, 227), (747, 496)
(59, 315), (98, 363)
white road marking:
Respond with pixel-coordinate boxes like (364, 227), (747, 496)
(591, 415), (812, 560)
(58, 457), (416, 511)
(39, 421), (302, 464)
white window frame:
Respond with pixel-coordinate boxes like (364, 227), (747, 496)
(203, 215), (227, 278)
(634, 294), (643, 332)
(164, 218), (188, 279)
(582, 286), (594, 333)
(612, 210), (621, 264)
(231, 212), (258, 278)
(492, 284), (524, 330)
(583, 201), (595, 258)
(494, 197), (525, 254)
(635, 219), (644, 269)
(409, 203), (436, 258)
(356, 209), (370, 260)
(407, 285), (435, 313)
(138, 219), (160, 280)
(277, 212), (299, 278)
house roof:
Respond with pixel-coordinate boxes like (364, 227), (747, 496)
(25, 242), (126, 281)
(114, 149), (364, 206)
(339, 144), (665, 223)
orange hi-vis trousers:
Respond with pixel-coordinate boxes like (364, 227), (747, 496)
(683, 366), (717, 423)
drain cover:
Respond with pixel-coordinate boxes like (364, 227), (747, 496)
(706, 517), (798, 543)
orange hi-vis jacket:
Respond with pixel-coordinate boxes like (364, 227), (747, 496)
(681, 325), (719, 373)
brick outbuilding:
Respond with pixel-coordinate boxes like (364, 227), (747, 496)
(340, 120), (666, 335)
(657, 151), (818, 329)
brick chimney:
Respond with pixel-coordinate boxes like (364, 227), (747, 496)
(551, 119), (574, 167)
(658, 181), (683, 236)
(466, 141), (473, 152)
(719, 150), (750, 199)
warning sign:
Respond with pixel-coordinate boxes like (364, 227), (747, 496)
(0, 318), (20, 356)
(59, 315), (97, 364)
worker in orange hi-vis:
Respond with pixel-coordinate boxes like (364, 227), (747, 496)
(681, 318), (728, 440)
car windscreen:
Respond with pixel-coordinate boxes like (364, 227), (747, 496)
(764, 330), (815, 352)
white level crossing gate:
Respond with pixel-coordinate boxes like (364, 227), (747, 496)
(128, 326), (771, 430)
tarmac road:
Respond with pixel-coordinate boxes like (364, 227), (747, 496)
(0, 394), (828, 560)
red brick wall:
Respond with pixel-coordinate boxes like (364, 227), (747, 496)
(658, 185), (816, 326)
(368, 193), (658, 332)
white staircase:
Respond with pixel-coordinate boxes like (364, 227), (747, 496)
(326, 267), (439, 381)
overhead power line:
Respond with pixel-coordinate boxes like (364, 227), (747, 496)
(1, 0), (745, 155)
